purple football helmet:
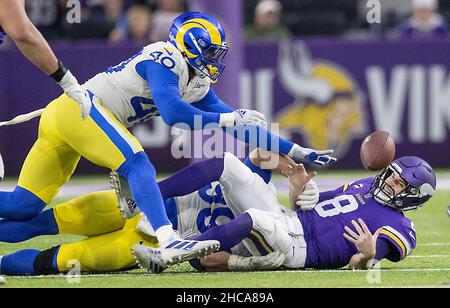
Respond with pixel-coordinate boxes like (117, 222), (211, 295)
(370, 156), (436, 211)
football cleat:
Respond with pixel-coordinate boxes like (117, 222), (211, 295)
(132, 239), (220, 274)
(132, 244), (167, 274)
(110, 171), (140, 219)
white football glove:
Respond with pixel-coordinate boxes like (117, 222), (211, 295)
(227, 251), (285, 272)
(288, 144), (337, 166)
(58, 70), (92, 120)
(296, 180), (319, 211)
(219, 109), (268, 128)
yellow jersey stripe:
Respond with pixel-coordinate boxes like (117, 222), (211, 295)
(380, 229), (407, 259)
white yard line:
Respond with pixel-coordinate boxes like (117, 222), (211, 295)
(8, 268), (450, 279)
(297, 268), (450, 273)
(417, 243), (450, 247)
(409, 255), (450, 258)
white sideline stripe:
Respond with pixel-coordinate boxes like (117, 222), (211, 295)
(8, 268), (450, 279)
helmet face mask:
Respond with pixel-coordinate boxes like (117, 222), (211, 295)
(370, 157), (436, 212)
(190, 40), (228, 81)
(169, 12), (228, 81)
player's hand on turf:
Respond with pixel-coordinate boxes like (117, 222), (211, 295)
(200, 251), (232, 272)
(289, 144), (337, 166)
(219, 109), (268, 127)
(343, 219), (382, 260)
(58, 70), (92, 120)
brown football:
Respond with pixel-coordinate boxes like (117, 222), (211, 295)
(360, 131), (396, 171)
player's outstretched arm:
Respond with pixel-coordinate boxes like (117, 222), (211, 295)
(192, 89), (268, 127)
(344, 219), (383, 270)
(0, 0), (91, 119)
(192, 89), (235, 113)
(193, 89), (337, 166)
(0, 0), (58, 75)
(146, 61), (266, 129)
(249, 149), (296, 175)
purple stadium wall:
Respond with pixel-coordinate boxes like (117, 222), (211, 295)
(0, 38), (449, 175)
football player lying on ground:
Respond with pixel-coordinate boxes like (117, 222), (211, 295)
(0, 11), (336, 267)
(133, 155), (436, 273)
(0, 151), (436, 275)
(0, 150), (305, 275)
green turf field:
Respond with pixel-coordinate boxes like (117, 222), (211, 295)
(0, 172), (449, 288)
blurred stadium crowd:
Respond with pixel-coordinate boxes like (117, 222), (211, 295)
(12, 0), (450, 44)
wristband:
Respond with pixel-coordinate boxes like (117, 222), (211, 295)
(50, 60), (68, 83)
(219, 113), (236, 127)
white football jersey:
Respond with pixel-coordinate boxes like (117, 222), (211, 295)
(84, 41), (211, 127)
(139, 182), (250, 256)
(172, 181), (234, 237)
(136, 181), (234, 239)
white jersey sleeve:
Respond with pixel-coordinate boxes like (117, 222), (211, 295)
(83, 41), (211, 128)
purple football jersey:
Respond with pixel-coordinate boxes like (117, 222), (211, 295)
(0, 26), (5, 45)
(297, 177), (417, 269)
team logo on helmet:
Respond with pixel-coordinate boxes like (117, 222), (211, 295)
(169, 12), (228, 81)
(275, 41), (367, 157)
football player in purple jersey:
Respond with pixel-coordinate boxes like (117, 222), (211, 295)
(0, 0), (91, 119)
(134, 156), (436, 272)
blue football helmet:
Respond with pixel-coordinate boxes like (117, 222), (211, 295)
(370, 156), (436, 211)
(169, 12), (228, 81)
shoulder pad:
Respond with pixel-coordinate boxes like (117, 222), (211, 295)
(143, 42), (186, 77)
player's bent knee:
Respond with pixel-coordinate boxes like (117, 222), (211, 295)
(9, 187), (47, 220)
(245, 208), (265, 227)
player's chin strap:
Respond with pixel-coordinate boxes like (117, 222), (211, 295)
(0, 108), (44, 127)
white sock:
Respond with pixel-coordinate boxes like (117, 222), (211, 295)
(155, 225), (176, 245)
(0, 256), (3, 274)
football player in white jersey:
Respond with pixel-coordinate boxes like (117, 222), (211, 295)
(0, 12), (336, 268)
(0, 149), (313, 275)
